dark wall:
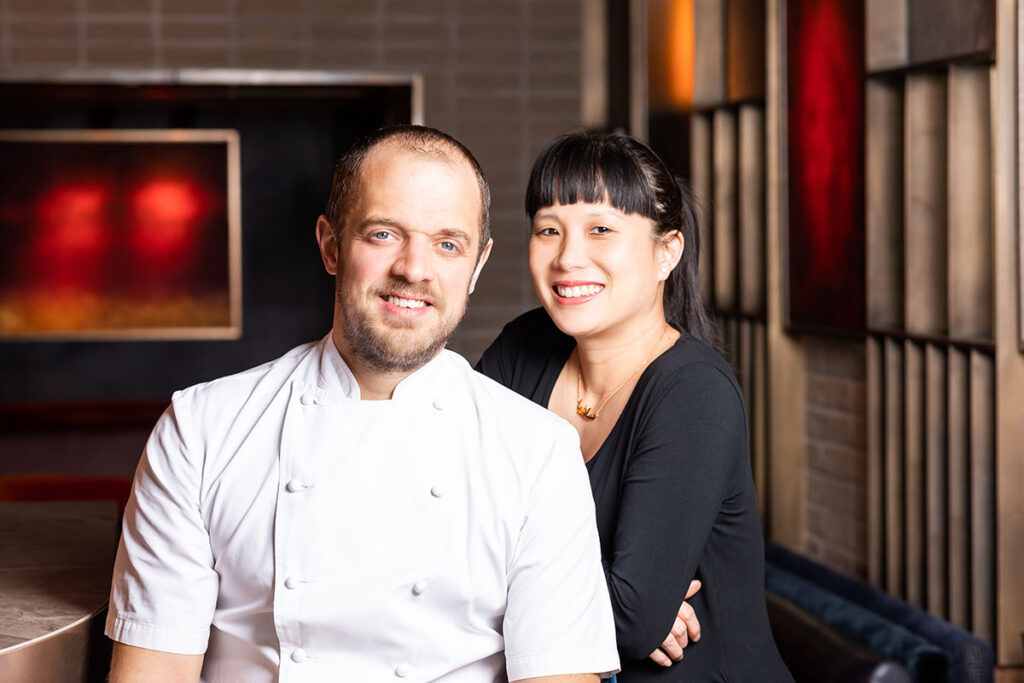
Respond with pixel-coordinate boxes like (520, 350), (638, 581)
(0, 82), (410, 401)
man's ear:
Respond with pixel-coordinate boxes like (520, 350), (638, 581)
(469, 238), (494, 294)
(316, 215), (339, 275)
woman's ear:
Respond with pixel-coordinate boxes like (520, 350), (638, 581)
(658, 230), (684, 281)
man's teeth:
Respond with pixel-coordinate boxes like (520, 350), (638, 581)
(386, 295), (427, 309)
(556, 284), (604, 298)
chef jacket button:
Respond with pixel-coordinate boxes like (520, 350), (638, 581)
(285, 576), (300, 589)
(412, 579), (427, 595)
(432, 397), (445, 411)
(286, 478), (310, 493)
(395, 663), (412, 678)
(300, 393), (317, 406)
(291, 648), (309, 663)
(430, 485), (444, 498)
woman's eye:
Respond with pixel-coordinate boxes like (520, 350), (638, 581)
(535, 227), (558, 236)
(591, 225), (611, 234)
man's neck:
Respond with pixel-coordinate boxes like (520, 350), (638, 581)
(330, 331), (429, 400)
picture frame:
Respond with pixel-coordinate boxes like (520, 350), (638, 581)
(0, 129), (241, 341)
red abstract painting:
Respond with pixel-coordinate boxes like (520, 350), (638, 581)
(0, 130), (240, 339)
(786, 0), (865, 333)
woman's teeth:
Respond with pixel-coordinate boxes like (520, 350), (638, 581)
(555, 284), (604, 298)
(386, 295), (427, 308)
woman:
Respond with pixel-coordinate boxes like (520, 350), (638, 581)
(477, 131), (792, 681)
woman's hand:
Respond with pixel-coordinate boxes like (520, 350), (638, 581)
(648, 579), (702, 666)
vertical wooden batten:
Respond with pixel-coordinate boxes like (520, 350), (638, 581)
(948, 65), (994, 341)
(692, 0), (727, 107)
(739, 105), (766, 316)
(866, 336), (886, 588)
(996, 0), (1024, 664)
(767, 0), (806, 550)
(925, 344), (948, 618)
(867, 77), (906, 329)
(866, 0), (909, 72)
(947, 347), (971, 630)
(690, 113), (715, 308)
(970, 350), (995, 644)
(903, 340), (926, 608)
(713, 108), (738, 312)
(752, 322), (769, 523)
(884, 337), (905, 597)
(905, 73), (949, 336)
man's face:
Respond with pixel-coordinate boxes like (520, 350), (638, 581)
(316, 144), (491, 373)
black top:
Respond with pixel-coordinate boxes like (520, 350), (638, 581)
(477, 309), (792, 682)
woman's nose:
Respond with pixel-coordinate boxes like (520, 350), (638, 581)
(553, 232), (587, 271)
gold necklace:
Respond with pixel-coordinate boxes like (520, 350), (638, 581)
(576, 355), (651, 421)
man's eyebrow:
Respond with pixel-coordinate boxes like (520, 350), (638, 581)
(438, 227), (473, 244)
(358, 216), (404, 231)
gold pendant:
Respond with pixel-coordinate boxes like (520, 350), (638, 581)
(576, 399), (598, 420)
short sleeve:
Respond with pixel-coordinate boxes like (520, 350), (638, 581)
(105, 390), (219, 655)
(503, 423), (621, 681)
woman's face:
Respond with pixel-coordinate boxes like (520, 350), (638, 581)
(528, 199), (681, 341)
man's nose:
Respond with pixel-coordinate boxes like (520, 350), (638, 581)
(391, 237), (433, 282)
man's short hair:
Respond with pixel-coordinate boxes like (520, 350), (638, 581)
(324, 124), (492, 256)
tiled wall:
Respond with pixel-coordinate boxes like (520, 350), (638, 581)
(804, 337), (868, 578)
(0, 0), (582, 360)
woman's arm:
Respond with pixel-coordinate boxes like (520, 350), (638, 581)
(604, 361), (747, 660)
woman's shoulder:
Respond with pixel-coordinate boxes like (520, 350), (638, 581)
(476, 307), (574, 389)
(640, 332), (745, 418)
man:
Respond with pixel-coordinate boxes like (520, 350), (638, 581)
(105, 125), (620, 682)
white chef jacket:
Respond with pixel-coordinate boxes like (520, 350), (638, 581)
(106, 333), (620, 682)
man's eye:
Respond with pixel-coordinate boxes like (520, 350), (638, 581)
(440, 241), (458, 252)
(372, 231), (393, 241)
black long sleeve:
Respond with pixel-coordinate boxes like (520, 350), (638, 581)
(477, 308), (792, 682)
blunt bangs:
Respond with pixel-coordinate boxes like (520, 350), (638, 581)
(525, 133), (660, 221)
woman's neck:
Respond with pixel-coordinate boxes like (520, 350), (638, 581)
(574, 315), (677, 394)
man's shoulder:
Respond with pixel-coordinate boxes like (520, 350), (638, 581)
(442, 349), (575, 438)
(173, 339), (321, 409)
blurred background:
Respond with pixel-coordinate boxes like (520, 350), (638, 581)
(0, 0), (1022, 679)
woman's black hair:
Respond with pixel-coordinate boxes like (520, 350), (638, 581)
(525, 130), (722, 351)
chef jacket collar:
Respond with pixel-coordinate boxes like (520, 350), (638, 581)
(318, 330), (448, 402)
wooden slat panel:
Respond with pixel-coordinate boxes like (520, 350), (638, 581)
(867, 78), (905, 329)
(693, 0), (727, 107)
(947, 64), (994, 341)
(942, 348), (966, 630)
(866, 0), (908, 71)
(904, 340), (926, 608)
(738, 104), (766, 316)
(947, 347), (970, 629)
(908, 0), (995, 66)
(867, 336), (886, 588)
(690, 113), (714, 308)
(884, 337), (905, 597)
(713, 108), (738, 312)
(727, 0), (766, 101)
(752, 322), (768, 523)
(739, 319), (753, 411)
(970, 350), (995, 642)
(905, 73), (948, 336)
(925, 344), (948, 617)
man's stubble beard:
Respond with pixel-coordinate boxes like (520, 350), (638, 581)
(335, 272), (469, 374)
